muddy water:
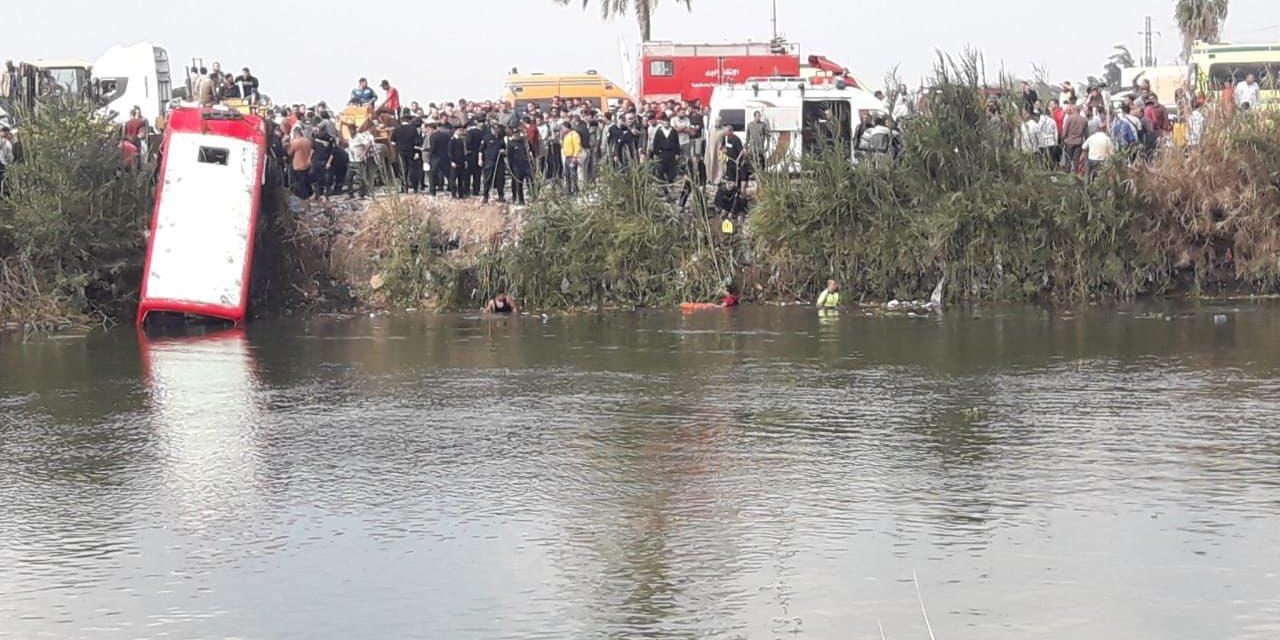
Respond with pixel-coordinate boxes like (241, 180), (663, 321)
(2, 305), (1279, 639)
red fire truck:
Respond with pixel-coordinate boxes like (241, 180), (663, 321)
(637, 40), (861, 106)
(638, 40), (801, 105)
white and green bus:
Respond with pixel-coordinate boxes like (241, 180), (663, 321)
(1189, 41), (1280, 108)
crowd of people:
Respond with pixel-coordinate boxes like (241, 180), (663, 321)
(272, 78), (756, 217)
(1010, 73), (1267, 181)
(186, 62), (261, 106)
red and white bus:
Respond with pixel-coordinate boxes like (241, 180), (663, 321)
(137, 106), (267, 326)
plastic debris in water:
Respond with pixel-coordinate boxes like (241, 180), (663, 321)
(1213, 314), (1228, 325)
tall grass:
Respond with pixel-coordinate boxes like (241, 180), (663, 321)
(1132, 107), (1280, 292)
(0, 99), (151, 331)
(752, 54), (1175, 304)
(478, 167), (732, 309)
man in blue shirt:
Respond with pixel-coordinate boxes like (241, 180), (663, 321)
(349, 77), (377, 106)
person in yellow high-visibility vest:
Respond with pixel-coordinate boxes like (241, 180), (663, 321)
(816, 279), (841, 309)
(560, 122), (583, 195)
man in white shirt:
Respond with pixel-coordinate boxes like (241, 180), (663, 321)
(348, 129), (377, 197)
(671, 107), (692, 158)
(1037, 110), (1060, 167)
(892, 83), (914, 120)
(1235, 73), (1262, 110)
(1081, 128), (1115, 182)
(1018, 110), (1040, 154)
(1187, 100), (1206, 148)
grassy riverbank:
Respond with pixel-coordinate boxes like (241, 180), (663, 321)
(352, 60), (1280, 311)
(5, 61), (1280, 332)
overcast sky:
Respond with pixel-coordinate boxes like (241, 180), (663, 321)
(7, 0), (1278, 105)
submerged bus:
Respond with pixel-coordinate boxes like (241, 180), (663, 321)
(138, 107), (267, 327)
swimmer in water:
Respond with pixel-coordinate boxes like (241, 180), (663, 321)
(484, 293), (519, 315)
(816, 279), (840, 309)
(719, 284), (740, 308)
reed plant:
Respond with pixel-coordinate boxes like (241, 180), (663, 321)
(752, 54), (1173, 303)
(476, 166), (733, 309)
(0, 99), (151, 331)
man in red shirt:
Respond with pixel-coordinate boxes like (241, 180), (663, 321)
(1144, 95), (1171, 138)
(377, 80), (400, 116)
(1049, 99), (1065, 137)
(122, 107), (147, 145)
(524, 116), (539, 154)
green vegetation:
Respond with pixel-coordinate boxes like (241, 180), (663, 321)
(751, 56), (1164, 304)
(0, 100), (150, 333)
(352, 56), (1280, 312)
(751, 56), (1280, 305)
(8, 53), (1280, 330)
(477, 170), (732, 309)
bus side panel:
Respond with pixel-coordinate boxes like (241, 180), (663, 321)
(138, 109), (266, 326)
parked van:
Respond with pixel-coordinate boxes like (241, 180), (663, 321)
(708, 77), (885, 173)
(503, 71), (633, 112)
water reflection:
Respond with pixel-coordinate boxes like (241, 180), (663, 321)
(2, 306), (1280, 639)
(140, 328), (264, 530)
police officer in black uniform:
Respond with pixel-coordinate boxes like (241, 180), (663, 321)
(390, 112), (422, 193)
(448, 127), (468, 199)
(427, 123), (453, 196)
(310, 125), (336, 199)
(464, 119), (486, 196)
(480, 123), (507, 204)
(507, 127), (532, 206)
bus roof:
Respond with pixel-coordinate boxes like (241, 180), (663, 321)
(1191, 41), (1280, 55)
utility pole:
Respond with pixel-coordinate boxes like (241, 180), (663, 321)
(1140, 16), (1155, 66)
(771, 0), (778, 41)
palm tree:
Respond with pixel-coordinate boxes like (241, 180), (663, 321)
(1175, 0), (1230, 58)
(554, 0), (692, 42)
(1103, 45), (1135, 91)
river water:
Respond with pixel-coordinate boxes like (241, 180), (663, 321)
(2, 305), (1279, 639)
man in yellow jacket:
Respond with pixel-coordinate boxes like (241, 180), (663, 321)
(560, 122), (582, 195)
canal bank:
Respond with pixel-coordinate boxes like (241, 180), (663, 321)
(4, 75), (1280, 334)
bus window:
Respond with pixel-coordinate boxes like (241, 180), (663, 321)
(650, 60), (674, 77)
(1208, 63), (1278, 88)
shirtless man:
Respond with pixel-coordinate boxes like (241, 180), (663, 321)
(288, 129), (313, 199)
